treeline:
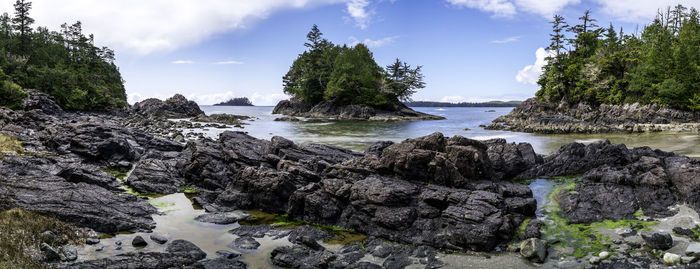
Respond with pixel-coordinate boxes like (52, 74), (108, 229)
(0, 0), (126, 110)
(214, 97), (253, 106)
(405, 100), (521, 107)
(537, 5), (700, 111)
(283, 25), (425, 109)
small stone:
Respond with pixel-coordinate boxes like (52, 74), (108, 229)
(687, 242), (700, 257)
(95, 246), (104, 252)
(681, 256), (696, 264)
(663, 252), (680, 265)
(589, 256), (601, 264)
(230, 236), (260, 250)
(115, 241), (122, 246)
(132, 235), (148, 247)
(641, 231), (673, 250)
(115, 246), (122, 250)
(40, 243), (60, 261)
(150, 233), (168, 244)
(60, 245), (78, 261)
(599, 251), (610, 260)
(40, 231), (57, 244)
(215, 250), (240, 259)
(519, 238), (547, 263)
(86, 238), (100, 245)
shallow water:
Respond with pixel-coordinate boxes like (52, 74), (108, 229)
(198, 106), (700, 157)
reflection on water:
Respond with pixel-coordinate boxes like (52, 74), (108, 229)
(199, 106), (700, 157)
(78, 193), (237, 260)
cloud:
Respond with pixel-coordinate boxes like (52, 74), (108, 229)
(171, 60), (194, 64)
(250, 93), (290, 106)
(213, 60), (244, 65)
(349, 36), (398, 47)
(1, 0), (347, 55)
(516, 47), (552, 85)
(446, 0), (579, 18)
(346, 0), (373, 29)
(593, 0), (700, 23)
(446, 0), (517, 17)
(491, 35), (520, 44)
(439, 95), (527, 103)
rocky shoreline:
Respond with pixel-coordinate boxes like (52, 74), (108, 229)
(487, 97), (700, 134)
(272, 98), (445, 121)
(1, 91), (699, 268)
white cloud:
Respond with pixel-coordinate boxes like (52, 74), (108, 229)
(491, 35), (520, 44)
(513, 0), (580, 18)
(1, 0), (346, 55)
(171, 60), (194, 64)
(593, 0), (700, 23)
(516, 47), (553, 85)
(213, 60), (244, 65)
(250, 93), (290, 106)
(439, 95), (526, 103)
(446, 0), (517, 17)
(346, 0), (373, 29)
(349, 36), (398, 47)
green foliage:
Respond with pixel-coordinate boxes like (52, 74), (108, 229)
(241, 210), (367, 245)
(0, 2), (126, 111)
(0, 77), (26, 109)
(283, 25), (424, 108)
(538, 6), (700, 110)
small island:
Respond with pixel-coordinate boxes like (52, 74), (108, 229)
(272, 25), (444, 121)
(213, 97), (253, 106)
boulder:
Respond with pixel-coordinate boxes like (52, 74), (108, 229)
(22, 89), (64, 115)
(132, 235), (148, 247)
(641, 232), (673, 250)
(131, 94), (204, 118)
(520, 238), (547, 263)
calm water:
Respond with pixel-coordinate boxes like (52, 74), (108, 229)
(200, 106), (700, 157)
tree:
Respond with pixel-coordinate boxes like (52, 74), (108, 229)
(383, 58), (425, 102)
(325, 44), (386, 106)
(11, 0), (33, 55)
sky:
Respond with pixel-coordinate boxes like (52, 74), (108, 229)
(1, 0), (699, 105)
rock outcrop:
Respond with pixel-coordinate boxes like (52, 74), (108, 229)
(487, 97), (700, 133)
(273, 98), (445, 121)
(131, 94), (204, 118)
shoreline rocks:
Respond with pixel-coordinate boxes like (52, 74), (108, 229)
(487, 97), (700, 133)
(273, 98), (445, 121)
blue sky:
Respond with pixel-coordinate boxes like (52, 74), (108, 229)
(2, 0), (698, 105)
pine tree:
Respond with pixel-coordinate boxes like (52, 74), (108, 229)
(11, 0), (33, 55)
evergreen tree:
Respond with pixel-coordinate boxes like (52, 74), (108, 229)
(11, 0), (33, 55)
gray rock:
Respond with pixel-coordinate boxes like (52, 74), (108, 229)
(194, 211), (250, 224)
(150, 233), (168, 244)
(86, 238), (100, 245)
(40, 231), (57, 244)
(687, 243), (700, 257)
(641, 232), (673, 250)
(40, 243), (60, 261)
(60, 245), (78, 261)
(520, 238), (547, 263)
(230, 236), (260, 250)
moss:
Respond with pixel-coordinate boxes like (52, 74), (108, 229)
(241, 210), (367, 245)
(513, 218), (531, 241)
(101, 167), (129, 181)
(148, 200), (175, 209)
(541, 177), (657, 258)
(0, 133), (23, 157)
(634, 209), (644, 218)
(0, 208), (86, 269)
(183, 187), (199, 194)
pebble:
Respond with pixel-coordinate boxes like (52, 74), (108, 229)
(150, 233), (168, 244)
(663, 252), (681, 265)
(598, 251), (610, 260)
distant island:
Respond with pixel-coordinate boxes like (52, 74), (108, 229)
(405, 100), (522, 107)
(213, 97), (253, 106)
(272, 25), (443, 120)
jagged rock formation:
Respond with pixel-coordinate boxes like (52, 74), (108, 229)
(487, 97), (700, 133)
(273, 98), (445, 121)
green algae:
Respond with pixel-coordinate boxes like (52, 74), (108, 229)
(240, 210), (367, 245)
(540, 177), (658, 258)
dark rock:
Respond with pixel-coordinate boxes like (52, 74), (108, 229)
(641, 231), (673, 250)
(487, 97), (700, 133)
(132, 235), (148, 247)
(86, 238), (100, 245)
(273, 98), (444, 121)
(40, 231), (57, 244)
(198, 257), (247, 269)
(483, 138), (542, 180)
(57, 164), (122, 191)
(673, 227), (699, 240)
(22, 89), (64, 115)
(230, 236), (260, 250)
(127, 158), (186, 194)
(521, 219), (544, 240)
(215, 250), (240, 259)
(383, 254), (413, 269)
(165, 240), (207, 261)
(131, 94), (204, 118)
(41, 243), (60, 261)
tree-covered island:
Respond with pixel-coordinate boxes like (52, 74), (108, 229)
(214, 97), (254, 106)
(273, 25), (443, 120)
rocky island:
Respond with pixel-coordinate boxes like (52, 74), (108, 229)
(272, 25), (443, 121)
(488, 7), (700, 134)
(214, 97), (254, 106)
